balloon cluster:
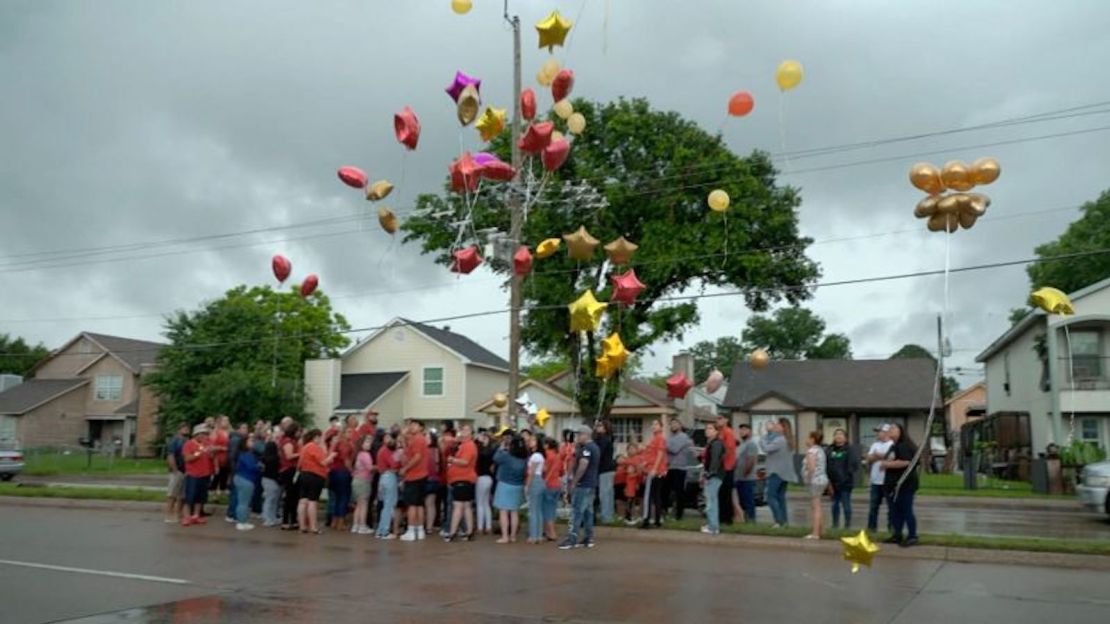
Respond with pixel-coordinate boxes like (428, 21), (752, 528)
(271, 254), (318, 298)
(909, 158), (1000, 233)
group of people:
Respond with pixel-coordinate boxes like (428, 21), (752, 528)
(163, 410), (920, 548)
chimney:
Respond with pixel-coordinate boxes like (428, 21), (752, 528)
(672, 352), (696, 427)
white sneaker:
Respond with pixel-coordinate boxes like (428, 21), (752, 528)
(803, 534), (820, 540)
(224, 516), (237, 524)
(358, 527), (374, 535)
(236, 523), (255, 531)
(400, 528), (417, 542)
(350, 524), (361, 534)
(416, 527), (426, 540)
(380, 533), (396, 540)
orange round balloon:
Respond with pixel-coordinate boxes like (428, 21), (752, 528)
(728, 91), (754, 117)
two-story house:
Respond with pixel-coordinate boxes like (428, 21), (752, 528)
(304, 318), (509, 428)
(976, 276), (1110, 454)
(0, 332), (163, 455)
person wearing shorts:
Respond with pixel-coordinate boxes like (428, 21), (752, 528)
(181, 424), (214, 526)
(400, 423), (430, 542)
(296, 429), (334, 535)
(444, 425), (478, 541)
(164, 423), (189, 523)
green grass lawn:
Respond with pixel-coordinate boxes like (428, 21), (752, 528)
(22, 451), (165, 477)
(916, 473), (1069, 499)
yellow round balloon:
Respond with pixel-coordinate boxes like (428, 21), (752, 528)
(940, 160), (974, 192)
(567, 112), (586, 135)
(909, 162), (945, 195)
(492, 392), (508, 409)
(776, 60), (804, 91)
(969, 157), (1001, 186)
(451, 0), (472, 15)
(551, 130), (565, 142)
(707, 189), (730, 212)
(553, 99), (574, 120)
(749, 348), (770, 370)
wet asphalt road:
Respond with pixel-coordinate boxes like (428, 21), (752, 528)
(1, 505), (1109, 623)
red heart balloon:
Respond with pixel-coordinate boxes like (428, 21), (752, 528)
(541, 138), (570, 172)
(518, 122), (554, 154)
(337, 166), (367, 189)
(300, 274), (319, 298)
(449, 153), (482, 193)
(394, 106), (420, 150)
(480, 160), (516, 182)
(271, 255), (292, 284)
(451, 246), (482, 275)
(513, 245), (533, 276)
(521, 88), (537, 122)
(552, 69), (575, 103)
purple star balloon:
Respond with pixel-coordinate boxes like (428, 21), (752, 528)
(445, 71), (482, 103)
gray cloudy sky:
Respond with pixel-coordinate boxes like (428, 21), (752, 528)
(2, 0), (1109, 383)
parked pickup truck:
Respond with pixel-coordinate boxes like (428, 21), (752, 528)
(1077, 460), (1110, 517)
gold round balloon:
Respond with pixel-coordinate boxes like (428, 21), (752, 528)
(749, 348), (770, 370)
(958, 211), (977, 229)
(492, 392), (508, 409)
(909, 162), (945, 195)
(378, 206), (399, 234)
(567, 112), (586, 135)
(553, 99), (574, 120)
(969, 157), (1001, 185)
(913, 196), (938, 219)
(941, 160), (974, 192)
(707, 189), (730, 212)
(936, 194), (959, 215)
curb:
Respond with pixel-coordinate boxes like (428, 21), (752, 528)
(595, 526), (1110, 571)
(5, 496), (1106, 571)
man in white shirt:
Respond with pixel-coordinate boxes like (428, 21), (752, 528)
(866, 424), (895, 533)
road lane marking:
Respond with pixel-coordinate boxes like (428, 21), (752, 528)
(0, 559), (189, 585)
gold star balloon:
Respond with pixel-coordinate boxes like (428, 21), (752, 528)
(840, 530), (880, 574)
(604, 236), (638, 264)
(535, 408), (551, 427)
(1030, 287), (1074, 316)
(536, 238), (561, 259)
(535, 10), (572, 52)
(563, 226), (599, 261)
(595, 354), (613, 379)
(475, 106), (507, 142)
(602, 332), (629, 371)
(568, 290), (606, 333)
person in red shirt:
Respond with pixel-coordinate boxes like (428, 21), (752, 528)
(297, 428), (335, 535)
(444, 425), (478, 541)
(327, 426), (355, 532)
(181, 424), (215, 526)
(542, 437), (563, 541)
(357, 409), (378, 440)
(618, 442), (644, 524)
(717, 414), (739, 525)
(400, 422), (429, 541)
(374, 432), (402, 539)
(640, 419), (669, 529)
(208, 415), (231, 496)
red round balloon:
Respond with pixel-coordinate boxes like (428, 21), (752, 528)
(337, 166), (368, 189)
(521, 88), (537, 122)
(300, 274), (319, 298)
(271, 254), (292, 284)
(728, 91), (754, 117)
(541, 138), (570, 172)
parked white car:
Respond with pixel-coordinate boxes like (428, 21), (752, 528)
(1077, 460), (1110, 517)
(0, 440), (24, 481)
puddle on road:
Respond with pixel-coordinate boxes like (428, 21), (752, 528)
(56, 596), (300, 624)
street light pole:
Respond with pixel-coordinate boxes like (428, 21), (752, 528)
(505, 2), (523, 429)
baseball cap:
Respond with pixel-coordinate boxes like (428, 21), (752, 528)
(873, 424), (892, 433)
(575, 424), (592, 435)
(192, 424), (210, 436)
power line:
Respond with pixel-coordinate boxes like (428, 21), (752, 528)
(2, 246), (1105, 358)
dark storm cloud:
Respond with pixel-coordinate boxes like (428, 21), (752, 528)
(1, 1), (1108, 380)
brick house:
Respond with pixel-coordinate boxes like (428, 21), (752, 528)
(0, 332), (163, 456)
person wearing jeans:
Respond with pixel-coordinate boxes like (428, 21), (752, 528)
(734, 424), (758, 523)
(260, 428), (282, 527)
(826, 428), (858, 529)
(233, 435), (261, 531)
(593, 421), (616, 523)
(882, 423), (920, 547)
(700, 422), (725, 534)
(375, 433), (401, 538)
(559, 425), (601, 549)
(525, 436), (547, 543)
(759, 418), (798, 527)
(865, 425), (894, 532)
(665, 419), (695, 521)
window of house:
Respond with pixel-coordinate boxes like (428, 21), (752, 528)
(0, 415), (16, 441)
(422, 367), (444, 396)
(94, 375), (123, 401)
(751, 413), (797, 447)
(1069, 330), (1102, 381)
(610, 418), (643, 445)
(1079, 417), (1100, 444)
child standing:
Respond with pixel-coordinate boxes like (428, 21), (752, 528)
(803, 431), (829, 540)
(351, 435), (375, 535)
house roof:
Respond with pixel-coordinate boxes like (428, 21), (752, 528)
(624, 379), (674, 407)
(0, 378), (89, 415)
(114, 399), (139, 416)
(84, 333), (164, 372)
(723, 358), (938, 411)
(399, 319), (510, 370)
(337, 372), (408, 410)
(945, 380), (985, 407)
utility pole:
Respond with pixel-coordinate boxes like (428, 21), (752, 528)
(505, 1), (523, 429)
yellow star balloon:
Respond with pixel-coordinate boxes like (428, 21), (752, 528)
(563, 226), (599, 261)
(365, 180), (394, 201)
(536, 238), (561, 259)
(535, 408), (551, 427)
(840, 530), (880, 574)
(602, 332), (628, 371)
(568, 290), (606, 333)
(595, 354), (614, 379)
(535, 10), (572, 52)
(604, 236), (638, 264)
(475, 106), (507, 142)
(1030, 287), (1074, 316)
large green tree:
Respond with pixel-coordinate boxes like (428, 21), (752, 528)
(0, 333), (50, 377)
(146, 285), (350, 432)
(889, 343), (959, 399)
(740, 307), (852, 360)
(688, 336), (746, 381)
(1027, 189), (1110, 294)
(404, 98), (820, 417)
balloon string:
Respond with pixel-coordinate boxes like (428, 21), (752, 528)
(778, 93), (792, 174)
(1064, 323), (1076, 444)
(721, 212), (729, 269)
(602, 0), (611, 56)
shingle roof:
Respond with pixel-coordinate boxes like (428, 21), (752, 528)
(114, 399), (139, 416)
(722, 359), (937, 411)
(0, 378), (89, 415)
(400, 319), (510, 370)
(84, 332), (164, 372)
(337, 372), (407, 410)
(624, 379), (674, 407)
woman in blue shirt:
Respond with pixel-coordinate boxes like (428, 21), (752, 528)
(233, 434), (262, 531)
(759, 418), (798, 528)
(492, 433), (528, 544)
